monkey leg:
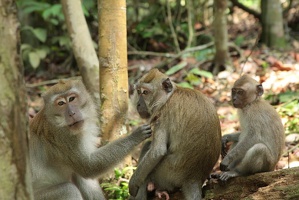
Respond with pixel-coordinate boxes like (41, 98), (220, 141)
(220, 143), (273, 181)
(130, 181), (148, 200)
(181, 180), (202, 200)
(34, 182), (83, 200)
(72, 174), (105, 200)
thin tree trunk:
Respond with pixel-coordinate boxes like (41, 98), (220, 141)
(61, 0), (100, 102)
(213, 0), (231, 74)
(98, 0), (129, 142)
(0, 0), (32, 199)
(260, 0), (286, 49)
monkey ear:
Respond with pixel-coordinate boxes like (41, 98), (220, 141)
(256, 84), (264, 96)
(162, 78), (173, 93)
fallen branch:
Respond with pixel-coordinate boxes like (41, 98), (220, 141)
(151, 167), (299, 199)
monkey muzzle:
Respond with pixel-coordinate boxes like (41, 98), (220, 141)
(68, 120), (84, 129)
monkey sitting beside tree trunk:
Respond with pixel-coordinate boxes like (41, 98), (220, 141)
(29, 79), (152, 200)
(129, 68), (222, 200)
(219, 75), (285, 181)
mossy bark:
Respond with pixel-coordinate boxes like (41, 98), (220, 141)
(98, 0), (129, 142)
(213, 0), (232, 74)
(260, 0), (287, 49)
(0, 0), (33, 199)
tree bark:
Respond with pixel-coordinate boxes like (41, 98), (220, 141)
(260, 0), (286, 49)
(98, 0), (129, 142)
(213, 0), (231, 74)
(0, 0), (33, 199)
(61, 0), (100, 102)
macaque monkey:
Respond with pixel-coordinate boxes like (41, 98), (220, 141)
(129, 69), (221, 200)
(219, 75), (285, 181)
(29, 80), (152, 200)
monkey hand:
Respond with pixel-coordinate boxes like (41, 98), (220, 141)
(131, 124), (152, 142)
(221, 135), (229, 158)
(129, 173), (141, 197)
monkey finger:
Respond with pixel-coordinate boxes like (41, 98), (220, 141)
(156, 190), (170, 200)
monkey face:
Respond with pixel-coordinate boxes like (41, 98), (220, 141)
(135, 85), (151, 119)
(232, 75), (264, 109)
(43, 80), (94, 131)
(135, 73), (174, 119)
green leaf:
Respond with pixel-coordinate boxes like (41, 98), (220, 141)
(35, 48), (48, 59)
(189, 68), (213, 79)
(32, 28), (47, 43)
(165, 61), (187, 75)
(28, 52), (40, 68)
(177, 82), (193, 89)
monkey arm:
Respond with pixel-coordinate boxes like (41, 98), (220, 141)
(221, 132), (241, 158)
(129, 129), (168, 196)
(71, 125), (152, 178)
(221, 132), (257, 170)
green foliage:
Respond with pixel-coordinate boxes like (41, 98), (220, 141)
(17, 0), (97, 70)
(276, 98), (299, 134)
(165, 61), (187, 75)
(178, 67), (213, 89)
(234, 35), (245, 47)
(101, 167), (135, 200)
(193, 47), (215, 61)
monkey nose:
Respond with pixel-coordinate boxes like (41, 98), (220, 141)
(68, 110), (75, 116)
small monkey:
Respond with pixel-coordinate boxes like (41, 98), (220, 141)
(29, 80), (152, 200)
(219, 75), (285, 181)
(129, 69), (221, 200)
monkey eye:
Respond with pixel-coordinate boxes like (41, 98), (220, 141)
(237, 90), (244, 95)
(69, 96), (76, 102)
(142, 90), (149, 95)
(57, 101), (65, 106)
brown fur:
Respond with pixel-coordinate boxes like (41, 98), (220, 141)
(29, 80), (152, 200)
(129, 69), (221, 200)
(219, 75), (285, 181)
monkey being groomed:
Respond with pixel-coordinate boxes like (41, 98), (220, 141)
(218, 75), (285, 181)
(129, 69), (222, 200)
(29, 80), (152, 200)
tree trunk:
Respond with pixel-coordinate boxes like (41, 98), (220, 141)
(0, 0), (33, 199)
(212, 0), (231, 74)
(61, 0), (100, 102)
(260, 0), (286, 49)
(98, 0), (129, 142)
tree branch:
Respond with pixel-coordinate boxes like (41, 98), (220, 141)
(231, 0), (261, 20)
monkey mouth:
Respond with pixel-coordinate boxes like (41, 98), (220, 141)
(69, 120), (84, 128)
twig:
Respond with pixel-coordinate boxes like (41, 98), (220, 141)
(128, 51), (176, 58)
(231, 0), (261, 19)
(240, 27), (261, 75)
(186, 0), (194, 48)
(155, 42), (214, 68)
(166, 0), (181, 53)
(26, 76), (81, 88)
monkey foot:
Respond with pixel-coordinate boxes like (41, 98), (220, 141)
(219, 171), (239, 181)
(155, 190), (170, 200)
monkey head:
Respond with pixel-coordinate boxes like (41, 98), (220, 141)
(134, 69), (175, 119)
(42, 80), (96, 132)
(231, 75), (264, 109)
